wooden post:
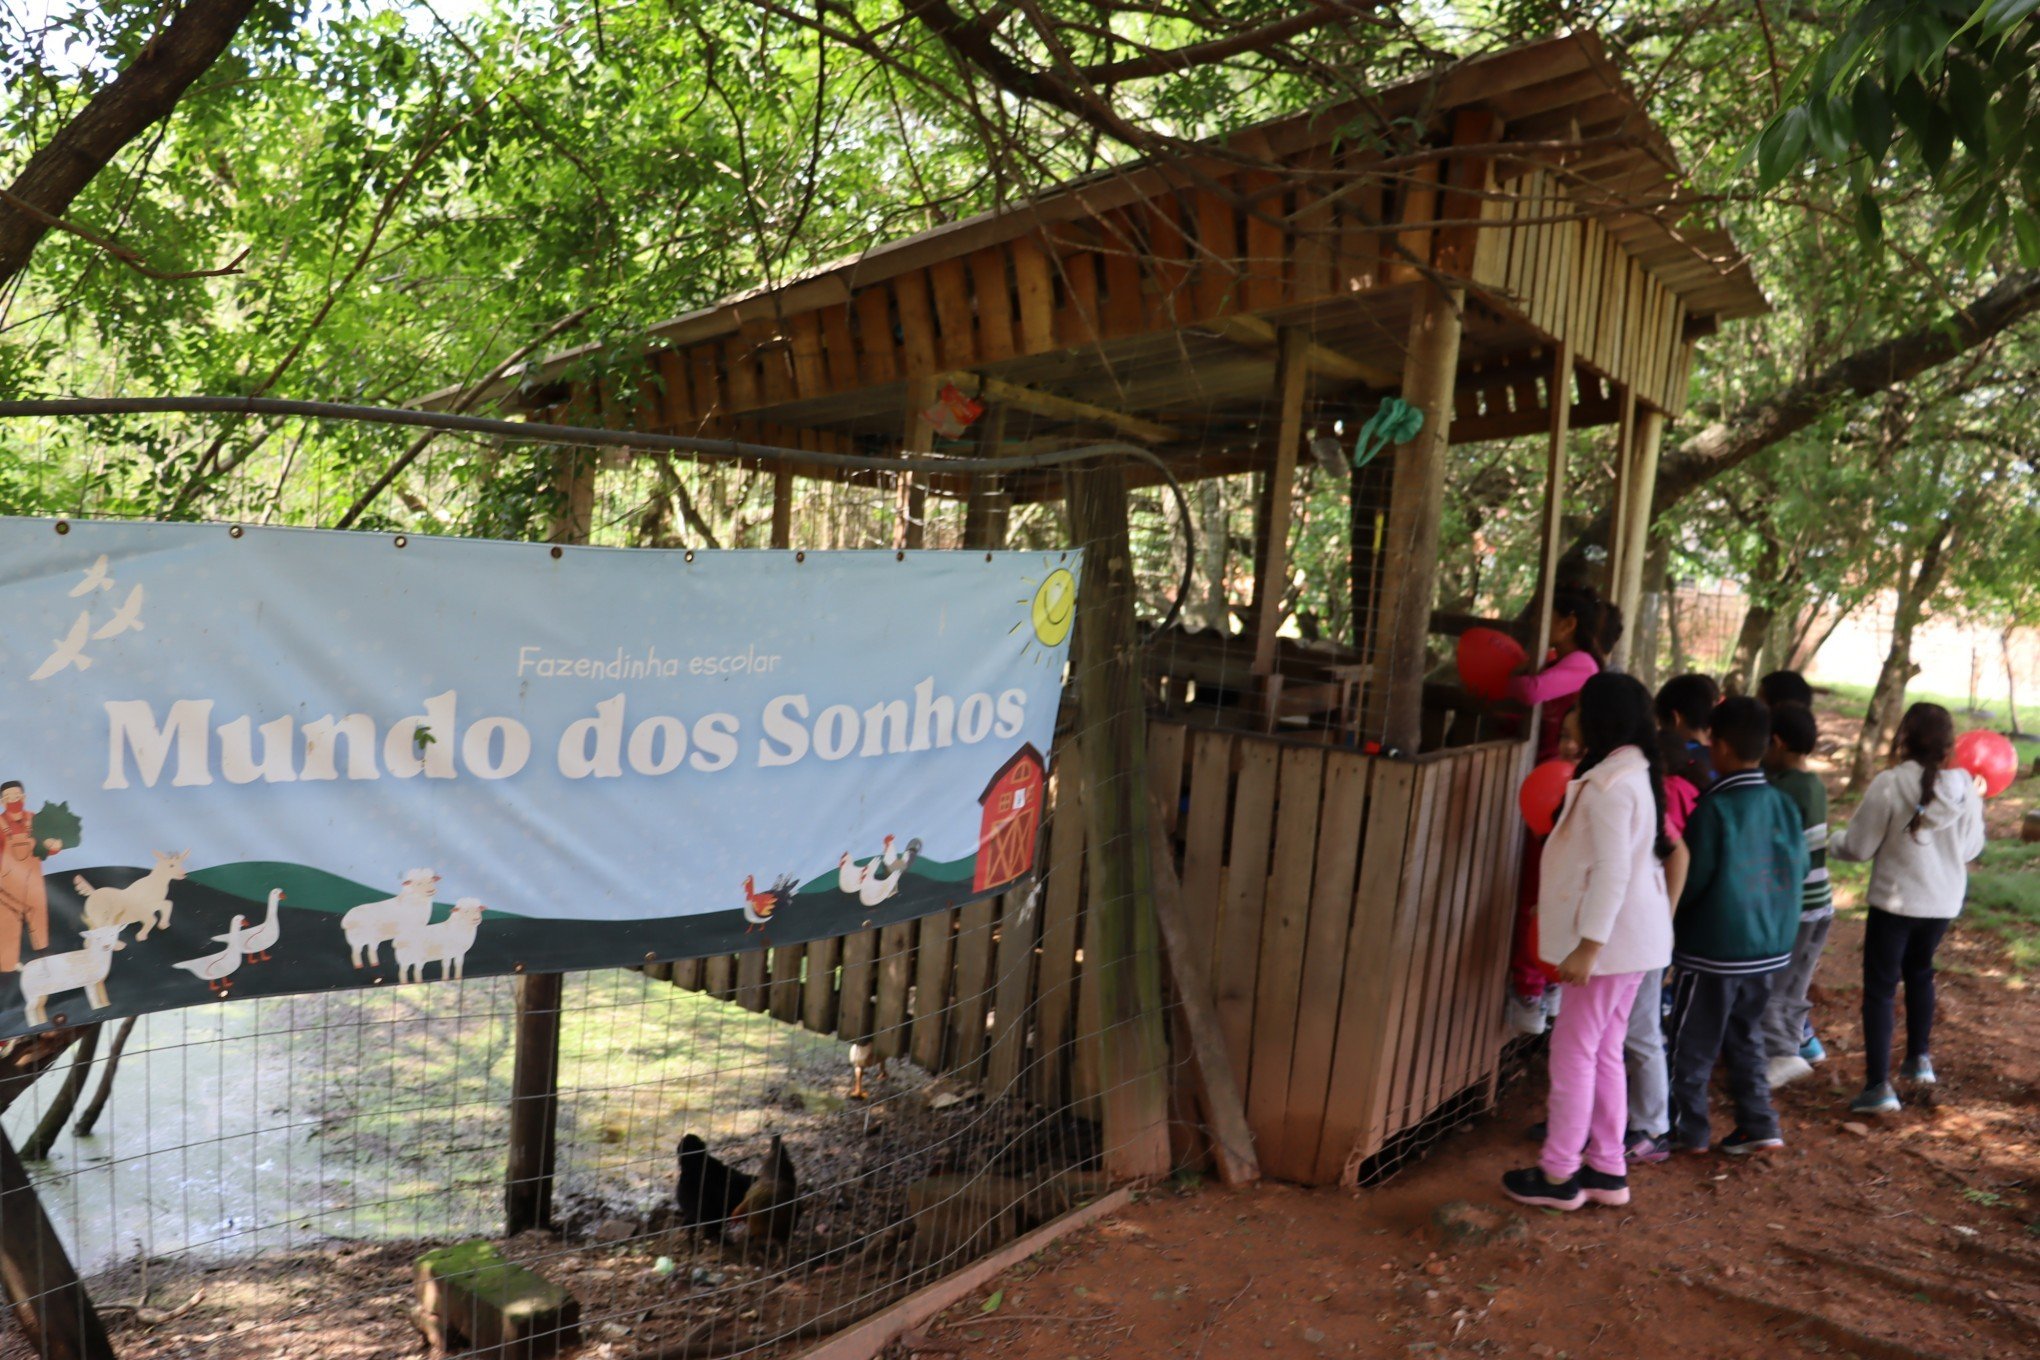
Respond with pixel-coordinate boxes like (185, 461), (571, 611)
(0, 1129), (115, 1360)
(897, 378), (938, 550)
(770, 466), (793, 550)
(1610, 407), (1664, 671)
(1066, 460), (1173, 1179)
(1606, 386), (1637, 602)
(1527, 345), (1575, 702)
(962, 406), (1009, 550)
(1248, 328), (1311, 680)
(507, 446), (594, 1236)
(1375, 284), (1465, 752)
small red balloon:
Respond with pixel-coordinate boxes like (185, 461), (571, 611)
(1519, 759), (1576, 836)
(1952, 729), (2018, 798)
(1457, 627), (1526, 701)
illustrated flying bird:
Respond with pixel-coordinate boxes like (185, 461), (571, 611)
(68, 555), (113, 597)
(30, 613), (93, 681)
(92, 583), (145, 640)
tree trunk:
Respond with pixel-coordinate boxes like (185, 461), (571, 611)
(1849, 517), (1958, 790)
(1666, 576), (1691, 677)
(1723, 597), (1776, 697)
(1631, 539), (1670, 689)
(72, 1016), (136, 1138)
(0, 0), (262, 289)
(1185, 479), (1231, 632)
(20, 1024), (101, 1161)
(2004, 626), (2023, 737)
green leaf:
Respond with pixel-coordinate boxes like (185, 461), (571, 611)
(1855, 190), (1885, 248)
(1756, 107), (1813, 187)
(1808, 95), (1854, 162)
(1853, 77), (1895, 161)
(2014, 209), (2040, 268)
(1947, 58), (1993, 154)
(1890, 72), (1933, 139)
(980, 1290), (1004, 1314)
(1982, 0), (2040, 38)
(1921, 105), (1957, 175)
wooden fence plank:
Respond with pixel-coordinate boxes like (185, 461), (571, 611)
(1011, 236), (1057, 354)
(1147, 721), (1188, 837)
(983, 886), (1041, 1095)
(1031, 770), (1088, 1105)
(769, 941), (809, 1023)
(1456, 747), (1515, 1090)
(704, 953), (736, 1002)
(1276, 752), (1370, 1183)
(801, 934), (841, 1036)
(1310, 757), (1416, 1184)
(1144, 197), (1194, 326)
(853, 287), (899, 385)
(1398, 755), (1475, 1129)
(1241, 170), (1286, 312)
(1099, 211), (1145, 339)
(671, 956), (704, 991)
(1360, 762), (1445, 1160)
(895, 270), (942, 378)
(928, 257), (977, 369)
(968, 247), (1015, 362)
(1192, 188), (1241, 319)
(910, 910), (958, 1072)
(873, 919), (917, 1061)
(1211, 738), (1278, 1096)
(1055, 247), (1100, 347)
(948, 896), (997, 1081)
(735, 947), (769, 1013)
(1243, 745), (1326, 1177)
(1177, 731), (1233, 963)
(1421, 753), (1489, 1112)
(838, 929), (879, 1044)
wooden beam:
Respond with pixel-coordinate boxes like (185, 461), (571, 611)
(1207, 313), (1400, 388)
(1517, 340), (1574, 783)
(1611, 406), (1664, 670)
(1066, 460), (1173, 1180)
(943, 370), (1175, 444)
(770, 466), (793, 549)
(0, 1129), (115, 1360)
(898, 376), (939, 549)
(1606, 384), (1638, 598)
(1147, 792), (1260, 1187)
(1377, 285), (1466, 752)
(1249, 327), (1311, 683)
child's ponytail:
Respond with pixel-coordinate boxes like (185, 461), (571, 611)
(1894, 702), (1957, 840)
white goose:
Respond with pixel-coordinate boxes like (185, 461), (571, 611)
(836, 852), (869, 896)
(172, 916), (252, 993)
(239, 889), (284, 962)
(858, 838), (921, 907)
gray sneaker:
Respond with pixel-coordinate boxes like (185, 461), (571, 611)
(1900, 1054), (1937, 1085)
(1850, 1082), (1902, 1115)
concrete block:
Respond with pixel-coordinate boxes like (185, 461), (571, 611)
(415, 1240), (580, 1359)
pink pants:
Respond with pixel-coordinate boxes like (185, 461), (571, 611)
(1542, 970), (1645, 1180)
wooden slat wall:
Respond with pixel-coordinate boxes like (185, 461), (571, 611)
(651, 724), (1524, 1186)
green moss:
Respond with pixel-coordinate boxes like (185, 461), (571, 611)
(418, 1240), (570, 1316)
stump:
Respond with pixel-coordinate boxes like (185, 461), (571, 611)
(2022, 808), (2040, 844)
(414, 1241), (579, 1359)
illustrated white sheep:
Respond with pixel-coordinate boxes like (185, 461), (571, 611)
(340, 868), (440, 969)
(75, 850), (188, 940)
(20, 926), (126, 1026)
(391, 898), (485, 984)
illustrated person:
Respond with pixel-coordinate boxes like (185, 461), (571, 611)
(1665, 697), (1807, 1155)
(1760, 703), (1834, 1089)
(1829, 702), (1985, 1116)
(0, 780), (61, 972)
(1503, 673), (1675, 1211)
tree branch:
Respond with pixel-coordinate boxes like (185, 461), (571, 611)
(0, 189), (248, 280)
(0, 0), (262, 289)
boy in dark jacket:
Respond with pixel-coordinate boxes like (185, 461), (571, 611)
(1667, 696), (1809, 1156)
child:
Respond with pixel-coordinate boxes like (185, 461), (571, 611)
(1758, 669), (1816, 710)
(1760, 703), (1833, 1088)
(1503, 674), (1675, 1210)
(1655, 673), (1719, 804)
(1665, 697), (1807, 1155)
(1830, 702), (1985, 1115)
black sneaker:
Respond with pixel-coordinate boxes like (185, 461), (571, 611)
(1577, 1167), (1630, 1206)
(1524, 1120), (1547, 1143)
(1720, 1127), (1785, 1156)
(1501, 1167), (1585, 1210)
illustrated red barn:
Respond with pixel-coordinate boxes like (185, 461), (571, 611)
(973, 743), (1045, 892)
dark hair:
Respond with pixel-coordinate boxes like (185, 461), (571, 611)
(1573, 672), (1673, 860)
(1894, 702), (1957, 839)
(1770, 702), (1818, 756)
(1709, 696), (1772, 762)
(1654, 673), (1719, 731)
(1757, 670), (1815, 709)
(0, 781), (20, 796)
(1550, 585), (1609, 667)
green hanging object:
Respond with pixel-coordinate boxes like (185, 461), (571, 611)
(1353, 397), (1424, 469)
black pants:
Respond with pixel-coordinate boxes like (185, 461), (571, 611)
(1665, 968), (1779, 1148)
(1862, 908), (1951, 1086)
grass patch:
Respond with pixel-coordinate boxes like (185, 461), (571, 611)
(1815, 679), (2040, 736)
(1965, 840), (2040, 976)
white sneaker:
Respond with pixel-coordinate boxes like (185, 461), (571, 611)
(1767, 1054), (1814, 1088)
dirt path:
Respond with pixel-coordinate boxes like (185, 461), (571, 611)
(915, 913), (2040, 1360)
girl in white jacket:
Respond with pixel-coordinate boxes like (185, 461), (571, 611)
(1831, 702), (1985, 1115)
(1504, 674), (1676, 1212)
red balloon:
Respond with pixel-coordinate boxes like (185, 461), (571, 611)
(1457, 627), (1526, 701)
(1952, 729), (2019, 798)
(1519, 759), (1576, 836)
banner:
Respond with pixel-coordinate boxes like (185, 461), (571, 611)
(0, 519), (1079, 1038)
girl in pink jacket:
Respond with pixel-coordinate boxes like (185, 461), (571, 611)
(1504, 673), (1676, 1211)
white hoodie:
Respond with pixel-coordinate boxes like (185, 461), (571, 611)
(1830, 761), (1986, 919)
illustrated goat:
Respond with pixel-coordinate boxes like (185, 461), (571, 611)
(20, 926), (125, 1026)
(75, 850), (188, 940)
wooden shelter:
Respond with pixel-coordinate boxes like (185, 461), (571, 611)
(480, 29), (1764, 1189)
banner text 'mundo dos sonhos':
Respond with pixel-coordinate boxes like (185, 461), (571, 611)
(0, 518), (1078, 1038)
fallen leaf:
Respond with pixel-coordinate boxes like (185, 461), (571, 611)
(981, 1290), (1004, 1314)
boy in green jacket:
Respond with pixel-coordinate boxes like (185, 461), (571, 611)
(1667, 696), (1809, 1156)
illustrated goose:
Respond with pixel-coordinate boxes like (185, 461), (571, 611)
(92, 583), (145, 640)
(29, 612), (93, 681)
(858, 838), (921, 907)
(68, 554), (113, 597)
(239, 889), (284, 961)
(172, 916), (252, 992)
(836, 853), (869, 895)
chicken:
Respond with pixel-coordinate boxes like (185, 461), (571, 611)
(727, 1134), (800, 1251)
(849, 1038), (888, 1101)
(675, 1134), (753, 1242)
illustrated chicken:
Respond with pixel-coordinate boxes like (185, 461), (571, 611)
(726, 1134), (800, 1250)
(675, 1133), (753, 1242)
(741, 873), (795, 933)
(848, 1036), (888, 1101)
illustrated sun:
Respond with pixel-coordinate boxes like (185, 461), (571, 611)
(1012, 560), (1077, 661)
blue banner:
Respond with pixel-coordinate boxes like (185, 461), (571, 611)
(0, 518), (1078, 1036)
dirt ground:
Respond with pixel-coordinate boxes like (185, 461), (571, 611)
(914, 915), (2040, 1360)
